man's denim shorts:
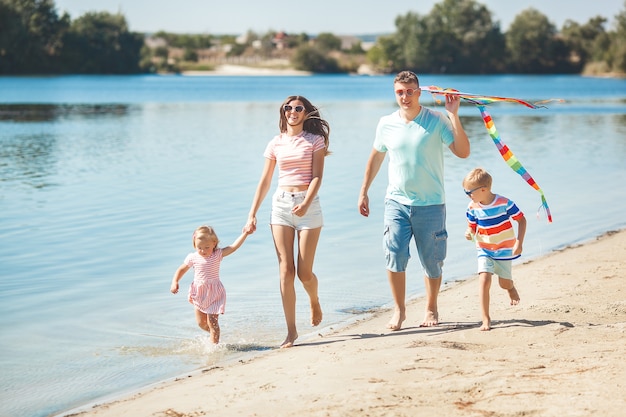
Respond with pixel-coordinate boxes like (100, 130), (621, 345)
(383, 199), (447, 278)
(270, 189), (323, 231)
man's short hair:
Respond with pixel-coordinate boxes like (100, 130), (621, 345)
(394, 70), (419, 87)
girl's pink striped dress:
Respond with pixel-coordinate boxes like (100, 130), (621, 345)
(184, 249), (226, 314)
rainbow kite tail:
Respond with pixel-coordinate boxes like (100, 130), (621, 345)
(476, 105), (553, 223)
(539, 191), (553, 223)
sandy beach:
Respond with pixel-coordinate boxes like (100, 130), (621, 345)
(182, 64), (312, 76)
(63, 228), (626, 417)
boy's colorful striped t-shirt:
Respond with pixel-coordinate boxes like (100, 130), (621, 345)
(466, 194), (524, 260)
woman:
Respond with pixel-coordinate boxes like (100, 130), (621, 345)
(245, 95), (330, 348)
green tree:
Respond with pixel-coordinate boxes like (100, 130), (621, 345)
(370, 0), (505, 74)
(314, 32), (341, 51)
(152, 31), (212, 49)
(286, 32), (309, 48)
(0, 1), (22, 72)
(259, 31), (277, 57)
(366, 36), (399, 73)
(392, 12), (425, 70)
(183, 48), (198, 62)
(292, 44), (340, 73)
(423, 0), (505, 73)
(59, 11), (144, 73)
(561, 16), (608, 71)
(154, 46), (169, 59)
(226, 42), (246, 57)
(610, 1), (626, 72)
(506, 8), (573, 73)
(0, 0), (69, 73)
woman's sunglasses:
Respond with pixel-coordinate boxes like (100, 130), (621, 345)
(283, 105), (305, 113)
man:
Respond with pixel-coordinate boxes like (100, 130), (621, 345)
(358, 70), (470, 330)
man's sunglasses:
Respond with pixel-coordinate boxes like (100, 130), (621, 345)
(395, 88), (418, 97)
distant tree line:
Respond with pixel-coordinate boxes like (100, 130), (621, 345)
(0, 0), (144, 74)
(367, 0), (626, 74)
(1, 0), (625, 75)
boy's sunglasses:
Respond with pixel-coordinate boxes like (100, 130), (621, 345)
(283, 105), (305, 113)
(464, 186), (483, 196)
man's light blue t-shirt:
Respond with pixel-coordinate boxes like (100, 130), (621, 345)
(373, 108), (454, 206)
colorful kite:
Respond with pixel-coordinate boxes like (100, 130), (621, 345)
(422, 86), (557, 223)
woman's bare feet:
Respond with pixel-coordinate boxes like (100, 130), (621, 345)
(508, 286), (520, 305)
(280, 332), (298, 349)
(420, 310), (439, 327)
(386, 309), (406, 331)
(311, 299), (323, 326)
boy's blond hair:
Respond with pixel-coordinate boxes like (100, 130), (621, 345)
(463, 167), (493, 189)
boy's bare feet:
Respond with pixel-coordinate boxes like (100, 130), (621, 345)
(280, 332), (298, 349)
(508, 286), (520, 305)
(420, 310), (439, 327)
(311, 299), (323, 326)
(480, 318), (491, 331)
(386, 309), (406, 331)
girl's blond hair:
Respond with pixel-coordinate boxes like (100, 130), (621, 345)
(192, 225), (219, 249)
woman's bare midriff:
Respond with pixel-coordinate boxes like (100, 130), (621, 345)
(280, 185), (309, 192)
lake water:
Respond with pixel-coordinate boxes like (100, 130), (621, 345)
(1, 74), (625, 417)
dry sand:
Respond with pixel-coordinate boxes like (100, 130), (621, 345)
(182, 64), (311, 76)
(64, 229), (626, 417)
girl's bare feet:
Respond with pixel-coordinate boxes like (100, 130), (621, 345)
(420, 310), (439, 327)
(508, 286), (520, 305)
(280, 332), (298, 349)
(386, 309), (406, 331)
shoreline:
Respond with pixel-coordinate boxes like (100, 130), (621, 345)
(58, 228), (626, 417)
(181, 64), (312, 76)
(177, 64), (625, 78)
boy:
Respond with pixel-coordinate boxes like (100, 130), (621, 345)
(463, 168), (526, 331)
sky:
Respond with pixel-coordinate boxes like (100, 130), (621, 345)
(53, 0), (624, 35)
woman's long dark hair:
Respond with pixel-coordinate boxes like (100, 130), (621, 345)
(279, 95), (331, 155)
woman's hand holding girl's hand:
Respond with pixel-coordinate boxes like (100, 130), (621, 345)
(244, 217), (257, 234)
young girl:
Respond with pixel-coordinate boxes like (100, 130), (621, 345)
(170, 225), (250, 344)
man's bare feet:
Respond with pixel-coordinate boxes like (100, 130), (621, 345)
(420, 310), (439, 327)
(508, 286), (520, 305)
(480, 318), (491, 331)
(386, 309), (406, 331)
(280, 332), (298, 349)
(311, 299), (322, 326)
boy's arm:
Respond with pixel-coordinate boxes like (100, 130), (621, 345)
(222, 231), (250, 257)
(465, 210), (477, 240)
(513, 215), (527, 255)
